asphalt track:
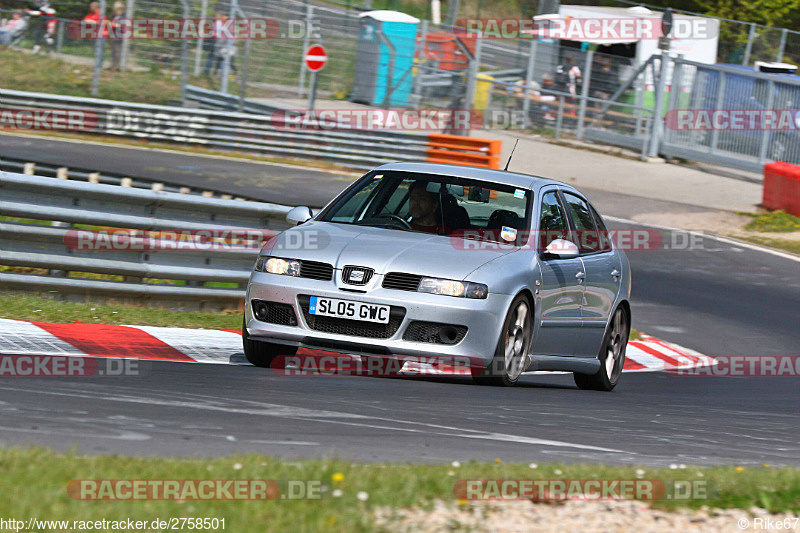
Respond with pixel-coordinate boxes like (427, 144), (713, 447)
(0, 135), (798, 465)
(0, 133), (354, 206)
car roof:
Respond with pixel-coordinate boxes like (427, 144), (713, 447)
(373, 162), (566, 190)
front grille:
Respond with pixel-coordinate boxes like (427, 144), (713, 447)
(341, 265), (374, 286)
(299, 260), (334, 281)
(403, 321), (468, 345)
(251, 300), (297, 326)
(382, 272), (422, 292)
(297, 295), (405, 339)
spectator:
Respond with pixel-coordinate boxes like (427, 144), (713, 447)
(591, 55), (616, 102)
(30, 3), (58, 55)
(562, 53), (583, 98)
(109, 1), (125, 70)
(82, 1), (103, 28)
(0, 10), (28, 46)
(513, 74), (557, 123)
(212, 13), (237, 76)
(202, 11), (222, 75)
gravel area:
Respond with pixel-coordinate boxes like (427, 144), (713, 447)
(375, 499), (800, 532)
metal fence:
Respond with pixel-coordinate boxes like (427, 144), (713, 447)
(661, 57), (800, 173)
(0, 170), (294, 305)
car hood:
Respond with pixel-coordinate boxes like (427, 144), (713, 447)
(267, 221), (518, 281)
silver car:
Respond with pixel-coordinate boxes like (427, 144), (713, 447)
(244, 162), (632, 390)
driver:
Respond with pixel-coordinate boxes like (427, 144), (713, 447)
(408, 181), (449, 234)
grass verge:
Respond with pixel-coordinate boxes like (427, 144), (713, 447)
(0, 49), (183, 104)
(0, 447), (797, 533)
(0, 292), (242, 330)
(740, 210), (800, 233)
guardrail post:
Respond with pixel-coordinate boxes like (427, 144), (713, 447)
(743, 23), (756, 66)
(758, 80), (776, 164)
(663, 54), (684, 146)
(709, 72), (725, 154)
(120, 0), (134, 70)
(194, 0), (208, 76)
(777, 29), (788, 62)
(410, 20), (429, 108)
(179, 0), (190, 105)
(56, 19), (64, 54)
(521, 37), (537, 130)
(23, 163), (35, 175)
(464, 35), (482, 116)
(555, 96), (564, 139)
(56, 167), (68, 179)
(647, 53), (669, 158)
(220, 0), (237, 94)
(298, 4), (314, 96)
(90, 0), (107, 97)
(576, 50), (593, 139)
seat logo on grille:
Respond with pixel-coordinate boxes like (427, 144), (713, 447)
(342, 266), (373, 285)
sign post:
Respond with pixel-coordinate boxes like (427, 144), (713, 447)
(304, 44), (328, 111)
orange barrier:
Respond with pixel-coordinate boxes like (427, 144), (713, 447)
(763, 162), (800, 217)
(426, 133), (502, 169)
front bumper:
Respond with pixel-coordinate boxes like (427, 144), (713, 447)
(245, 271), (513, 365)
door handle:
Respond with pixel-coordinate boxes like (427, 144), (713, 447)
(611, 269), (621, 280)
(575, 271), (585, 282)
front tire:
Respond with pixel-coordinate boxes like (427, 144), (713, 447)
(473, 294), (532, 387)
(574, 306), (629, 391)
(242, 318), (297, 368)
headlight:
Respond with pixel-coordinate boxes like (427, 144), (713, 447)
(256, 257), (301, 276)
(418, 277), (488, 299)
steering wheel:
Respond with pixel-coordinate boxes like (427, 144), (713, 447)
(376, 213), (413, 230)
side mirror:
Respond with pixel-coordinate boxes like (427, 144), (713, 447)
(542, 238), (580, 259)
(286, 206), (313, 225)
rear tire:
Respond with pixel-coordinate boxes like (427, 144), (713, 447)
(573, 306), (629, 391)
(242, 318), (297, 368)
(473, 294), (532, 387)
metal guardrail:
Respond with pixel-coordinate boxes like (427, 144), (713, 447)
(0, 171), (295, 304)
(0, 88), (431, 169)
(0, 155), (253, 200)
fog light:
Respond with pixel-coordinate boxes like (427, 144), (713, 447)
(439, 326), (459, 344)
(253, 301), (269, 321)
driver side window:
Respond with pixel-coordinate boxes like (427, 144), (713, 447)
(538, 191), (569, 250)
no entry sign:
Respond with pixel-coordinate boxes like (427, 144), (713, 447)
(304, 45), (328, 72)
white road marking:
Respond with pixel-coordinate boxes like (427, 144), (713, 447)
(605, 215), (800, 263)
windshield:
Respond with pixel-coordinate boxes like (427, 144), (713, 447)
(317, 171), (532, 244)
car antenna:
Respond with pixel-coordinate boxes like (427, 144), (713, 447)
(504, 139), (519, 171)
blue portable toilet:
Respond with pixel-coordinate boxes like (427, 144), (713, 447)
(351, 10), (420, 107)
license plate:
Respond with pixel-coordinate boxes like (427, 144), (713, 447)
(308, 296), (390, 324)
